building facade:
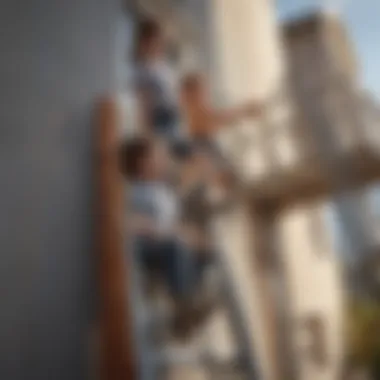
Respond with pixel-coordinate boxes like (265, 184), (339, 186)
(283, 12), (380, 260)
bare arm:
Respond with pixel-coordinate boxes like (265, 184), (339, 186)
(129, 213), (158, 237)
(187, 100), (266, 137)
(212, 100), (265, 127)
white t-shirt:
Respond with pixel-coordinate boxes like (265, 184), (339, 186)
(134, 60), (185, 140)
(134, 60), (179, 109)
(130, 181), (180, 235)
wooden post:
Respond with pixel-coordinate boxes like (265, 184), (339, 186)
(96, 97), (136, 380)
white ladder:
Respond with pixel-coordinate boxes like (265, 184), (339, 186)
(128, 235), (262, 380)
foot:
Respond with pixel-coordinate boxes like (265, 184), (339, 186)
(171, 293), (218, 341)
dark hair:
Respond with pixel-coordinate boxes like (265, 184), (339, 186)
(119, 137), (152, 179)
(134, 19), (162, 60)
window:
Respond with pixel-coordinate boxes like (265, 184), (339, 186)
(308, 207), (328, 256)
(366, 185), (380, 244)
(300, 315), (328, 368)
(306, 315), (328, 367)
(307, 202), (338, 257)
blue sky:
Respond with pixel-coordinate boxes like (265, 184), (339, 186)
(277, 0), (380, 99)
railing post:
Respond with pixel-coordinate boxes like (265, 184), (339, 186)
(96, 97), (136, 380)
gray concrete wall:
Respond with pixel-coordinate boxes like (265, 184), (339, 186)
(0, 1), (124, 379)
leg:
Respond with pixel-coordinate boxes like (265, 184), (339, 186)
(160, 239), (198, 300)
(134, 236), (162, 274)
(160, 239), (216, 298)
(170, 245), (217, 339)
(194, 247), (215, 281)
(134, 236), (199, 299)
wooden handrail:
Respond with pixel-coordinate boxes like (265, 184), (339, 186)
(96, 97), (136, 380)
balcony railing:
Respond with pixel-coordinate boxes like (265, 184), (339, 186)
(219, 84), (380, 211)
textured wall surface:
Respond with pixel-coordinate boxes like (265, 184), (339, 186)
(0, 1), (122, 379)
(277, 202), (344, 380)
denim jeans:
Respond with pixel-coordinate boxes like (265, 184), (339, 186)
(134, 236), (210, 299)
(152, 107), (180, 140)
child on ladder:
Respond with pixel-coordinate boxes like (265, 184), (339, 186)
(180, 72), (267, 187)
(120, 137), (215, 339)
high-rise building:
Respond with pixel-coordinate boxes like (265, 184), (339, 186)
(283, 11), (368, 156)
(284, 11), (358, 86)
(284, 11), (380, 253)
(283, 11), (380, 303)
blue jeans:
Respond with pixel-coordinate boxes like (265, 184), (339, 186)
(134, 236), (210, 299)
(152, 107), (181, 141)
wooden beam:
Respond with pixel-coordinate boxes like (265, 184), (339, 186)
(96, 97), (136, 380)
